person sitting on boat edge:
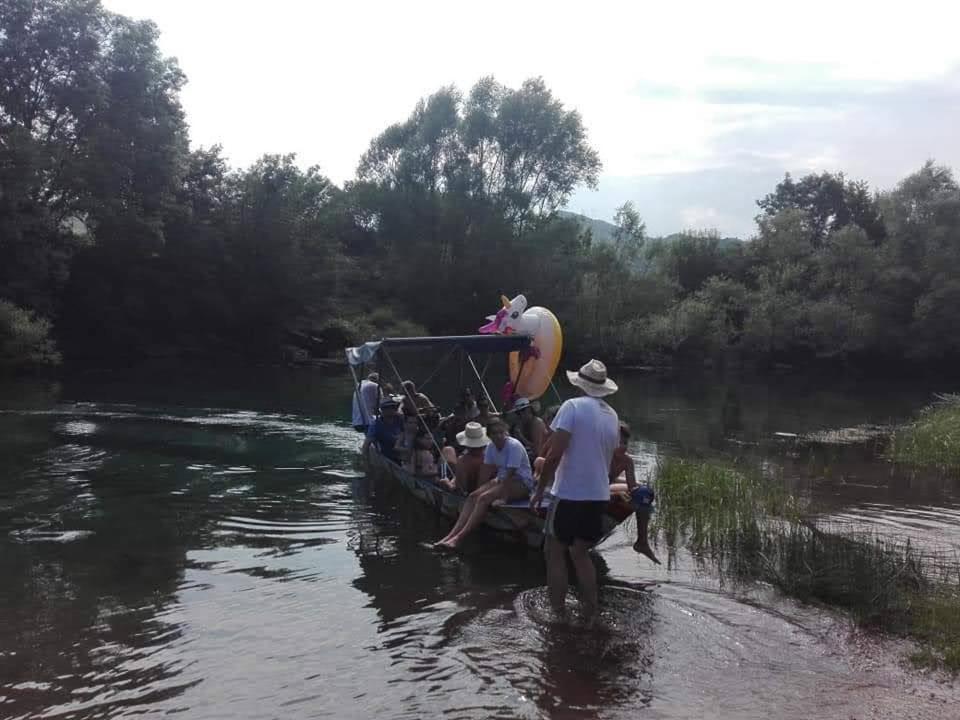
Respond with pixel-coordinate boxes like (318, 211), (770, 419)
(434, 419), (534, 550)
(361, 396), (404, 464)
(352, 372), (381, 432)
(608, 422), (660, 565)
(440, 422), (490, 493)
(400, 380), (433, 417)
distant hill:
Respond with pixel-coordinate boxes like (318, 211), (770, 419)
(558, 211), (619, 244)
(559, 210), (742, 247)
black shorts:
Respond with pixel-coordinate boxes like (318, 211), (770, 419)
(545, 499), (607, 546)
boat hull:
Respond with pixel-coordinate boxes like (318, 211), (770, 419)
(364, 448), (632, 550)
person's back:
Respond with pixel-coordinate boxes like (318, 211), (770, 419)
(550, 396), (619, 501)
(352, 377), (381, 430)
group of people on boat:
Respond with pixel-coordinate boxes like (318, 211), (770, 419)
(354, 358), (660, 620)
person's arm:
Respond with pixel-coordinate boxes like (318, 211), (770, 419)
(529, 429), (569, 510)
(623, 453), (637, 492)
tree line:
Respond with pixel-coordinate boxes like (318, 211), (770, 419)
(2, 0), (959, 375)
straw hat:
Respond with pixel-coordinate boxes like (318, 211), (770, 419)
(566, 359), (618, 397)
(456, 422), (491, 448)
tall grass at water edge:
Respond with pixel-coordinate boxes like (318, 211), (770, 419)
(652, 459), (960, 672)
(890, 394), (960, 473)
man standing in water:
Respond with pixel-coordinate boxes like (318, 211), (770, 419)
(530, 359), (620, 621)
(352, 372), (381, 433)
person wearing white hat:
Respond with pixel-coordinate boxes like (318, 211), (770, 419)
(440, 421), (492, 494)
(530, 359), (620, 621)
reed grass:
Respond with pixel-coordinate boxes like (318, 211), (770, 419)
(653, 458), (960, 673)
(890, 394), (960, 472)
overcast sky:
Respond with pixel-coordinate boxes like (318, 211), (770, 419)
(104, 0), (960, 237)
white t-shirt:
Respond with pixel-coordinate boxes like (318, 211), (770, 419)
(483, 436), (534, 490)
(351, 379), (381, 426)
(550, 396), (619, 501)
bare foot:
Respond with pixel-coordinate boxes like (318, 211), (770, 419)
(633, 540), (661, 565)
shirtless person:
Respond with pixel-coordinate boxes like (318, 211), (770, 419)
(400, 380), (433, 417)
(608, 423), (660, 564)
(509, 397), (547, 458)
(441, 422), (489, 493)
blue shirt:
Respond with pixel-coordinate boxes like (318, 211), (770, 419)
(366, 415), (403, 463)
(483, 436), (534, 491)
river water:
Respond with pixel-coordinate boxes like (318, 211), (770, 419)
(1, 368), (958, 719)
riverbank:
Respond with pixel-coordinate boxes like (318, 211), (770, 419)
(891, 395), (960, 473)
(653, 458), (960, 673)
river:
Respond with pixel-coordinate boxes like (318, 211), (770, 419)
(1, 367), (958, 719)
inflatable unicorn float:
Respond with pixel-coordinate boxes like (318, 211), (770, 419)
(479, 294), (563, 403)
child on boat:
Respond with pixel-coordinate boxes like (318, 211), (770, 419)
(405, 430), (455, 490)
(608, 423), (659, 564)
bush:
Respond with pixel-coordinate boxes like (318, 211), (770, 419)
(0, 300), (62, 370)
(890, 395), (960, 472)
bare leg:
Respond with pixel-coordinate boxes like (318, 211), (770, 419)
(544, 535), (569, 616)
(569, 539), (599, 622)
(633, 508), (660, 564)
(445, 485), (504, 548)
(435, 495), (477, 546)
(435, 481), (496, 546)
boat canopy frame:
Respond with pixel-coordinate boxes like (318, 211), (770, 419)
(347, 334), (536, 477)
(346, 334), (532, 417)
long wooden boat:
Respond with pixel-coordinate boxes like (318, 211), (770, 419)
(349, 333), (635, 549)
(364, 445), (633, 549)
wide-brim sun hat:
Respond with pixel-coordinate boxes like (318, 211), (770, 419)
(457, 422), (491, 448)
(566, 359), (618, 397)
(379, 396), (401, 409)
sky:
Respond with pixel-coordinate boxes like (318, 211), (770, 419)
(104, 0), (960, 238)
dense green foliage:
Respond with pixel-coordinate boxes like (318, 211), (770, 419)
(891, 395), (960, 473)
(2, 0), (960, 374)
(654, 458), (960, 672)
(0, 299), (60, 368)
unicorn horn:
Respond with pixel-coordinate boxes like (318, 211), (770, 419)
(500, 295), (511, 308)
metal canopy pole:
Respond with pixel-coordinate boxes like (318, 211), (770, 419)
(381, 346), (451, 478)
(467, 352), (499, 415)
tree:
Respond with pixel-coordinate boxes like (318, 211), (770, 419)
(757, 171), (886, 245)
(0, 299), (61, 370)
(358, 77), (601, 230)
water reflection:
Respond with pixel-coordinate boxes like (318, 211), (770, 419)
(0, 371), (958, 719)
